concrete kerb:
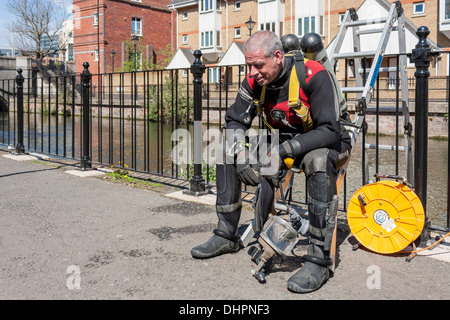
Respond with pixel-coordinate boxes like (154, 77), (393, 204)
(4, 146), (51, 162)
(65, 169), (106, 178)
(166, 190), (217, 206)
(3, 153), (42, 162)
(3, 149), (106, 178)
(415, 241), (450, 262)
(2, 147), (450, 265)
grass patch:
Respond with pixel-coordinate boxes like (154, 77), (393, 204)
(429, 135), (448, 141)
(103, 165), (164, 190)
(180, 161), (216, 183)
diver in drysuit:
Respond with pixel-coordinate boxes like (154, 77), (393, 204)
(191, 30), (351, 293)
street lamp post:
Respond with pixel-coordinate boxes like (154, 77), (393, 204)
(245, 16), (256, 36)
(183, 50), (207, 196)
(131, 35), (139, 71)
(131, 35), (139, 105)
(80, 62), (92, 170)
(14, 69), (25, 155)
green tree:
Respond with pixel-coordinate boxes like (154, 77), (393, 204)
(120, 38), (174, 72)
(146, 76), (193, 124)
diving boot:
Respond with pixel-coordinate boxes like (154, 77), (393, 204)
(286, 244), (330, 293)
(191, 221), (240, 259)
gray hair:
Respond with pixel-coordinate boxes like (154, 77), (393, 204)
(244, 30), (284, 58)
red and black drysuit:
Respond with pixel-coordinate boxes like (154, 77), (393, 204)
(215, 54), (351, 269)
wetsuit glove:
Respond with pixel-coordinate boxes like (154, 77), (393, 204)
(279, 139), (301, 159)
(236, 149), (260, 186)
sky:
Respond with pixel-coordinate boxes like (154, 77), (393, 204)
(0, 0), (73, 48)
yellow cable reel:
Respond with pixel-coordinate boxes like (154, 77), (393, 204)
(347, 175), (425, 254)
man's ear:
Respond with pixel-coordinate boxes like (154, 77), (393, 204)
(274, 50), (284, 65)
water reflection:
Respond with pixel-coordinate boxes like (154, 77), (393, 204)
(0, 111), (448, 226)
(0, 111), (178, 173)
(293, 134), (449, 227)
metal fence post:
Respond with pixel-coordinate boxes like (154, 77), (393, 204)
(184, 50), (207, 196)
(80, 62), (92, 170)
(14, 68), (25, 155)
(410, 26), (434, 244)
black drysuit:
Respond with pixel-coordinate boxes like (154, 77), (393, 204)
(216, 55), (351, 260)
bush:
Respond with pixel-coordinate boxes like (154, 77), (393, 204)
(145, 76), (193, 124)
(180, 161), (216, 183)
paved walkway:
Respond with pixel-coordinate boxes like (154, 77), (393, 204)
(0, 148), (449, 302)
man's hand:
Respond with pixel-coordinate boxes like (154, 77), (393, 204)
(236, 149), (260, 186)
(279, 139), (301, 159)
(259, 142), (297, 184)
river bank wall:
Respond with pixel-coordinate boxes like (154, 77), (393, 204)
(9, 97), (450, 138)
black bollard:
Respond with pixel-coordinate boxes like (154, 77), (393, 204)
(410, 26), (434, 244)
(183, 50), (207, 196)
(14, 68), (25, 155)
(80, 62), (92, 170)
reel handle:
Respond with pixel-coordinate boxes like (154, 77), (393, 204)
(374, 174), (414, 190)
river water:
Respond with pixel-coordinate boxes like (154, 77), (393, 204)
(333, 134), (448, 228)
(1, 112), (448, 227)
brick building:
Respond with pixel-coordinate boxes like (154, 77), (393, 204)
(72, 0), (176, 75)
(167, 0), (450, 79)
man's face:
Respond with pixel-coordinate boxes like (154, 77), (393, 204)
(245, 49), (283, 86)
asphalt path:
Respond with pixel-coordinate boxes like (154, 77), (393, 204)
(0, 149), (449, 307)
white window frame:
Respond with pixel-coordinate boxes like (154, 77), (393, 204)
(298, 17), (311, 36)
(182, 11), (188, 20)
(201, 31), (213, 48)
(234, 27), (241, 38)
(413, 2), (425, 15)
(446, 0), (450, 20)
(131, 17), (142, 36)
(94, 50), (99, 61)
(200, 0), (213, 12)
(208, 67), (220, 83)
(93, 13), (99, 26)
(260, 22), (276, 33)
(338, 13), (345, 25)
(298, 15), (323, 36)
(182, 34), (188, 43)
(239, 65), (245, 75)
(234, 0), (240, 11)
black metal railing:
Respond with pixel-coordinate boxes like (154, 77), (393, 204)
(0, 27), (449, 233)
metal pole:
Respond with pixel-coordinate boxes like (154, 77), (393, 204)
(410, 26), (433, 244)
(444, 52), (450, 230)
(184, 50), (207, 196)
(134, 44), (137, 71)
(80, 62), (92, 170)
(14, 68), (25, 155)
